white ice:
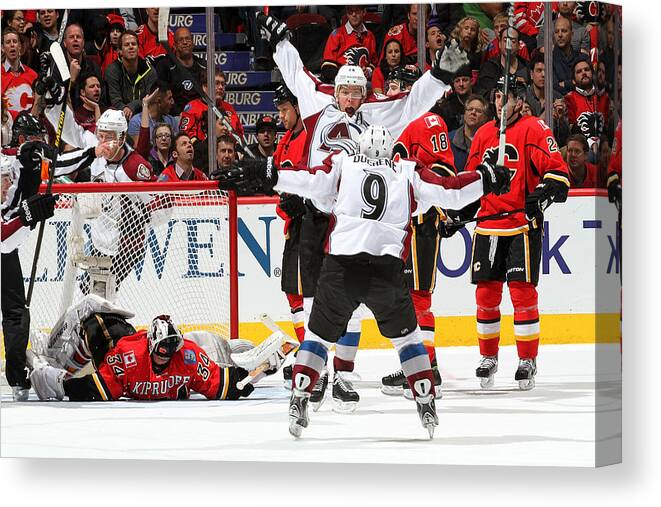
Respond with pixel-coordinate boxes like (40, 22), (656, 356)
(0, 344), (621, 467)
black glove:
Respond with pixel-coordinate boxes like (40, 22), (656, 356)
(438, 209), (464, 238)
(218, 157), (279, 195)
(431, 39), (469, 84)
(223, 366), (255, 400)
(525, 178), (570, 223)
(320, 65), (338, 84)
(255, 13), (291, 50)
(607, 174), (621, 211)
(279, 193), (306, 218)
(477, 162), (511, 196)
(18, 141), (58, 172)
(18, 193), (59, 228)
(34, 75), (64, 106)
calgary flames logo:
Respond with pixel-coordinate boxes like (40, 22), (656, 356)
(343, 47), (370, 68)
(483, 144), (519, 166)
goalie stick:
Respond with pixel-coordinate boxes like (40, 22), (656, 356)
(157, 8), (256, 158)
(22, 41), (72, 329)
(235, 314), (299, 389)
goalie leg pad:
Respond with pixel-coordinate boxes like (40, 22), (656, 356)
(28, 353), (66, 401)
(230, 332), (286, 372)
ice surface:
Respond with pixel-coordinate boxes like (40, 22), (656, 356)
(0, 344), (621, 467)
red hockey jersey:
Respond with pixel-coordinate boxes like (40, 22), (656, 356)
(179, 98), (244, 143)
(379, 23), (417, 64)
(136, 23), (174, 61)
(564, 89), (610, 137)
(273, 127), (307, 235)
(322, 22), (377, 71)
(394, 111), (456, 172)
(465, 115), (570, 234)
(1, 61), (38, 118)
(97, 332), (226, 400)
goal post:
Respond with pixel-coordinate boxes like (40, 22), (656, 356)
(22, 181), (239, 339)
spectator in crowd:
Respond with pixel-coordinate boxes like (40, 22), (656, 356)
(74, 73), (106, 133)
(35, 9), (60, 53)
(564, 133), (599, 188)
(537, 1), (590, 54)
(433, 3), (466, 39)
(100, 14), (126, 73)
(477, 26), (528, 96)
(1, 97), (13, 146)
(155, 27), (207, 116)
(449, 16), (484, 76)
(83, 14), (110, 70)
(136, 120), (174, 176)
(564, 56), (610, 145)
(211, 135), (238, 179)
(136, 7), (174, 64)
(597, 134), (611, 188)
(425, 18), (447, 71)
(179, 69), (243, 144)
(320, 5), (377, 84)
(484, 13), (530, 63)
(104, 30), (157, 120)
(247, 115), (278, 159)
(158, 133), (208, 182)
(128, 81), (176, 144)
(63, 23), (105, 110)
(3, 10), (27, 34)
(435, 64), (473, 132)
(552, 16), (581, 96)
(524, 52), (562, 118)
(1, 28), (38, 119)
(379, 4), (427, 65)
(192, 116), (228, 175)
(512, 2), (544, 50)
(552, 96), (570, 148)
(449, 93), (488, 172)
(520, 100), (533, 116)
(462, 2), (503, 33)
(371, 38), (404, 95)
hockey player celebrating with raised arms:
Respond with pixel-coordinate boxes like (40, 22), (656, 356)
(218, 125), (512, 438)
(255, 12), (469, 412)
(464, 76), (570, 391)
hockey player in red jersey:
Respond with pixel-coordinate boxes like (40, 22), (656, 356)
(219, 124), (511, 438)
(464, 76), (570, 390)
(381, 99), (457, 399)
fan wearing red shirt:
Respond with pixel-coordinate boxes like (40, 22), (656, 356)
(463, 76), (569, 391)
(320, 6), (377, 84)
(378, 4), (426, 65)
(1, 29), (38, 119)
(565, 134), (600, 188)
(564, 57), (610, 142)
(158, 134), (208, 182)
(136, 7), (174, 64)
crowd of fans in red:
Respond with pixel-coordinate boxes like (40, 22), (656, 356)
(1, 3), (621, 189)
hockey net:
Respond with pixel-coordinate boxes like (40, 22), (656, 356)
(21, 181), (238, 339)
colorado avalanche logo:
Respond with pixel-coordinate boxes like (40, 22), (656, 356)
(344, 46), (370, 68)
(483, 144), (519, 166)
(576, 112), (605, 139)
(319, 121), (362, 154)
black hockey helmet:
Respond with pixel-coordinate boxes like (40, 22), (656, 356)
(492, 74), (527, 102)
(11, 111), (47, 147)
(273, 83), (298, 107)
(387, 64), (422, 89)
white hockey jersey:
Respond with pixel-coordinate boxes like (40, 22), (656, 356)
(273, 152), (484, 260)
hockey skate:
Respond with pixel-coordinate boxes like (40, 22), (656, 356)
(404, 366), (442, 400)
(476, 355), (498, 389)
(288, 389), (310, 438)
(11, 386), (29, 401)
(332, 371), (359, 413)
(515, 358), (537, 391)
(381, 369), (406, 395)
(310, 369), (329, 411)
(411, 379), (439, 439)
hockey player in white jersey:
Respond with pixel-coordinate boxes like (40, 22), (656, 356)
(256, 12), (469, 411)
(219, 125), (511, 438)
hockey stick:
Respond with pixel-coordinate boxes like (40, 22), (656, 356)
(497, 6), (515, 166)
(22, 42), (72, 330)
(157, 8), (256, 158)
(449, 207), (525, 227)
(235, 314), (299, 389)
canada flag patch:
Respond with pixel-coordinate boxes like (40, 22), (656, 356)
(123, 351), (137, 368)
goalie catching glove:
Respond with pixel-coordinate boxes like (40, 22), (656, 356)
(255, 12), (291, 50)
(230, 331), (292, 375)
(476, 162), (512, 196)
(431, 39), (470, 84)
(218, 157), (279, 196)
(525, 177), (570, 223)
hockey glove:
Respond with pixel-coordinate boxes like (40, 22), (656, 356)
(438, 209), (464, 238)
(477, 162), (511, 196)
(222, 157), (279, 195)
(223, 367), (255, 400)
(607, 173), (621, 211)
(18, 193), (59, 229)
(431, 39), (469, 84)
(34, 74), (65, 107)
(279, 193), (306, 219)
(255, 13), (291, 50)
(525, 178), (570, 223)
(18, 141), (58, 172)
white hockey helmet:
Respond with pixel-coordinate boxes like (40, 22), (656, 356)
(358, 125), (394, 159)
(96, 109), (128, 136)
(335, 65), (367, 95)
(148, 315), (183, 359)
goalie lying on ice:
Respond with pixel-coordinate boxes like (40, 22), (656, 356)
(27, 295), (287, 401)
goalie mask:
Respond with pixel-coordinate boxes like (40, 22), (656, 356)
(148, 315), (183, 363)
(358, 125), (394, 159)
(96, 109), (128, 159)
(11, 111), (47, 147)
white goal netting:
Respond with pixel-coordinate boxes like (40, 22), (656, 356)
(20, 182), (235, 338)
